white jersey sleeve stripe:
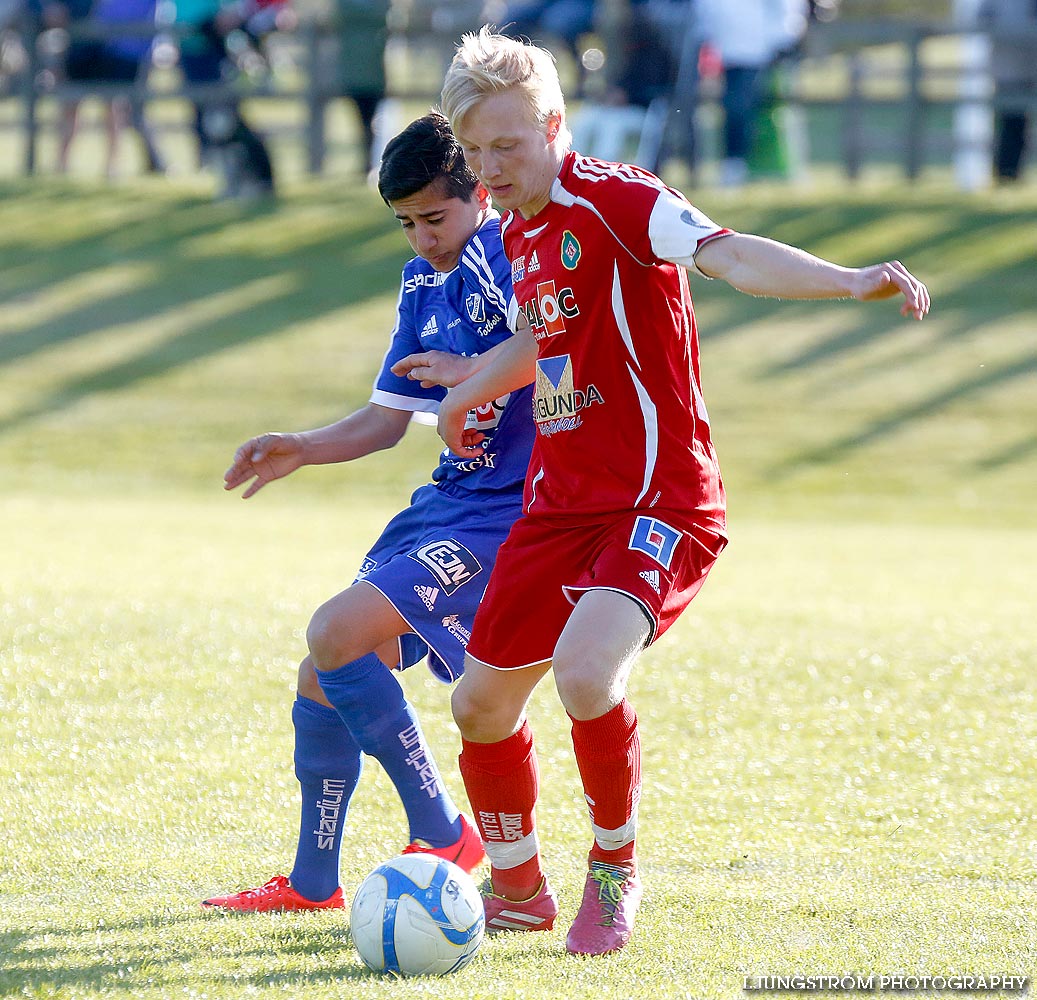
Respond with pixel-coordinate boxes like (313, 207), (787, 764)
(370, 388), (439, 418)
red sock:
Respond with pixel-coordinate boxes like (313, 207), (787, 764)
(569, 699), (641, 869)
(458, 720), (544, 900)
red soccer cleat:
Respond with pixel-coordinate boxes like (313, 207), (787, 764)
(401, 813), (486, 873)
(201, 874), (344, 913)
(482, 877), (560, 933)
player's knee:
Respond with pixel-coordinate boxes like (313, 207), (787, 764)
(451, 677), (526, 742)
(450, 683), (480, 737)
(305, 601), (343, 671)
(553, 642), (622, 718)
(554, 668), (612, 719)
(450, 682), (510, 741)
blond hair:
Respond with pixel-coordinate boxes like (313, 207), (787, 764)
(440, 25), (571, 147)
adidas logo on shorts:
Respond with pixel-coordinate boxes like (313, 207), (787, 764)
(639, 569), (660, 593)
(414, 584), (439, 610)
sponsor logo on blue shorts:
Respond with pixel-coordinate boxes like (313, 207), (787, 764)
(408, 539), (483, 595)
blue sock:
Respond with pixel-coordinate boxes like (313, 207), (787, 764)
(316, 653), (462, 848)
(289, 695), (362, 902)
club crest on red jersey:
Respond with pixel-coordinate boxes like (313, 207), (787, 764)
(561, 230), (581, 269)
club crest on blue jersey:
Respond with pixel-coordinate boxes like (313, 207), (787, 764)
(628, 516), (682, 571)
(466, 293), (486, 324)
(408, 539), (483, 594)
(355, 557), (378, 581)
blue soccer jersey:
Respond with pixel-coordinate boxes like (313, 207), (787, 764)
(357, 214), (534, 682)
(372, 213), (534, 495)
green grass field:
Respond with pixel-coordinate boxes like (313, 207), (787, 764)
(1, 171), (1036, 999)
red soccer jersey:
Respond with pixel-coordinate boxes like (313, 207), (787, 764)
(502, 150), (731, 526)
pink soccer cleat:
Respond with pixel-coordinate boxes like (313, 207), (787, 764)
(565, 861), (642, 955)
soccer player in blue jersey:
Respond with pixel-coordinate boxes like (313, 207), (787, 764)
(201, 111), (535, 912)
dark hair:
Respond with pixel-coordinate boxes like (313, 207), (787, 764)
(377, 110), (480, 205)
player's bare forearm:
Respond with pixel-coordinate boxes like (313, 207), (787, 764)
(224, 405), (411, 499)
(696, 233), (930, 320)
(298, 405), (411, 465)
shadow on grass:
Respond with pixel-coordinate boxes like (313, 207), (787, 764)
(0, 181), (405, 432)
(2, 183), (1036, 481)
(0, 913), (377, 994)
(698, 195), (1037, 477)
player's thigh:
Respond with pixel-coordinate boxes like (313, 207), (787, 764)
(552, 589), (651, 720)
(306, 580), (409, 670)
(451, 656), (551, 743)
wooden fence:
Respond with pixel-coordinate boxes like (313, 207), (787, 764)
(2, 15), (1035, 180)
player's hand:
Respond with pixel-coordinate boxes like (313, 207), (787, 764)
(391, 351), (478, 388)
(438, 392), (486, 457)
(852, 260), (931, 320)
(224, 432), (305, 499)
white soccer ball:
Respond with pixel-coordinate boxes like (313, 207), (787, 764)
(350, 854), (485, 977)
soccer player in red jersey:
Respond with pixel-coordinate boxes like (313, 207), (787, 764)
(394, 27), (930, 956)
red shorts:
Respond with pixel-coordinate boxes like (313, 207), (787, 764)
(466, 510), (727, 670)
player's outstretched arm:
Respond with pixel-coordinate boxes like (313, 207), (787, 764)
(694, 233), (931, 320)
(224, 405), (413, 499)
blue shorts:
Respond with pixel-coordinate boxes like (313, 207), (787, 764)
(355, 483), (523, 683)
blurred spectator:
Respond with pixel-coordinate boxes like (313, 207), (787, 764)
(499, 0), (596, 71)
(171, 0), (278, 196)
(49, 0), (164, 176)
(571, 0), (683, 164)
(697, 0), (807, 186)
(1, 0), (28, 96)
(979, 0), (1037, 182)
(329, 0), (387, 176)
